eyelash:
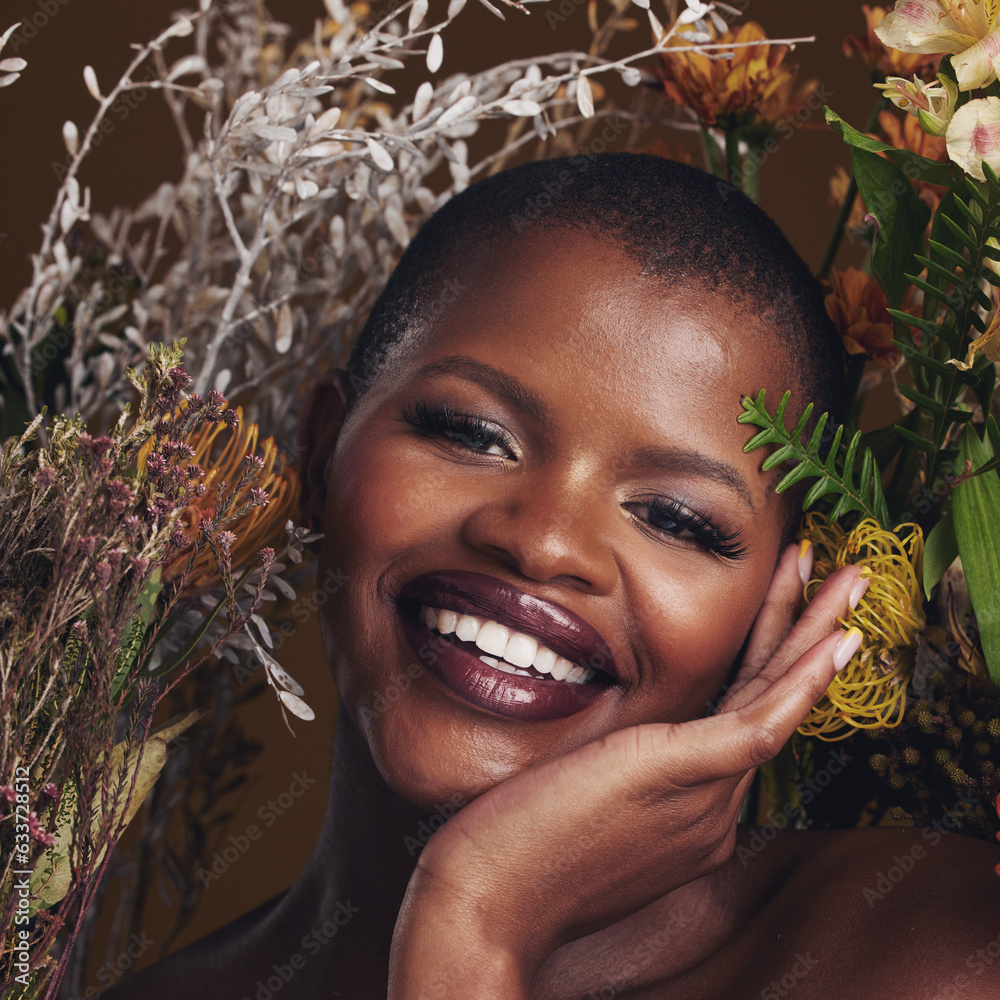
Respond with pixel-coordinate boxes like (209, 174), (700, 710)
(401, 398), (517, 458)
(400, 399), (748, 561)
(637, 497), (748, 561)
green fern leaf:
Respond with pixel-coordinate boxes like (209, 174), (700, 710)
(739, 389), (891, 526)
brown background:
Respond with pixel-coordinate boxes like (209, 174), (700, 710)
(0, 0), (878, 985)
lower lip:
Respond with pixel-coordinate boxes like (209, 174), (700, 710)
(396, 607), (613, 721)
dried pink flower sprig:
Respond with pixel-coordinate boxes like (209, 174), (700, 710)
(0, 341), (287, 997)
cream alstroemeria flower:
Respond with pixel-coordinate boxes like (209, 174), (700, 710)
(946, 96), (1000, 180)
(875, 71), (958, 134)
(875, 0), (1000, 91)
(949, 261), (1000, 369)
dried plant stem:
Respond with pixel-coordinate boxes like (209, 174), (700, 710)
(12, 16), (204, 424)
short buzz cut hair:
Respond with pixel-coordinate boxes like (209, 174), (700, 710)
(345, 152), (847, 429)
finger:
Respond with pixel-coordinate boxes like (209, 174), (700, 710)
(719, 562), (865, 715)
(726, 543), (805, 697)
(678, 624), (861, 784)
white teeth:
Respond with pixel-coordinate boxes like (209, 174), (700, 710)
(504, 632), (538, 668)
(455, 614), (482, 642)
(532, 646), (556, 674)
(550, 657), (574, 681)
(475, 621), (511, 658)
(418, 605), (599, 685)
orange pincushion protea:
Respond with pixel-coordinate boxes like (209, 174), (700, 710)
(823, 266), (902, 369)
(659, 20), (818, 131)
(139, 405), (299, 594)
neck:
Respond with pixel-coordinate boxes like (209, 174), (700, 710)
(269, 702), (429, 997)
(266, 705), (791, 1000)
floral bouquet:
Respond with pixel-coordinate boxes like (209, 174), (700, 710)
(655, 1), (1000, 837)
(0, 0), (833, 995)
(3, 0), (1000, 995)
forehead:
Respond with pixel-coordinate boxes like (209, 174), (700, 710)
(421, 227), (784, 408)
(392, 228), (795, 514)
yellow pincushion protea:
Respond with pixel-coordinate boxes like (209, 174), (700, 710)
(797, 513), (925, 740)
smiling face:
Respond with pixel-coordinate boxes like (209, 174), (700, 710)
(310, 228), (798, 809)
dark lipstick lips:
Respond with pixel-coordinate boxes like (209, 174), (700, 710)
(395, 570), (618, 680)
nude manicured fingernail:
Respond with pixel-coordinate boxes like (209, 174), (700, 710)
(848, 574), (871, 610)
(797, 540), (813, 587)
(834, 627), (863, 672)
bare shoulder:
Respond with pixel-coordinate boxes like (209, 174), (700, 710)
(775, 825), (1000, 999)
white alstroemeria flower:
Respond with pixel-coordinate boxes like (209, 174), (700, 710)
(875, 72), (958, 135)
(875, 0), (1000, 91)
(945, 96), (1000, 180)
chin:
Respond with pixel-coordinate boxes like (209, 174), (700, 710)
(367, 718), (522, 814)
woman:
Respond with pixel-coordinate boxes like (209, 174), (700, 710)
(107, 154), (1000, 999)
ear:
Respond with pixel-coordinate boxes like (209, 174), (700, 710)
(297, 368), (350, 535)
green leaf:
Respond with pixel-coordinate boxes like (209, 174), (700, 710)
(939, 212), (979, 252)
(896, 424), (936, 455)
(927, 238), (973, 274)
(849, 146), (931, 309)
(112, 569), (163, 699)
(952, 425), (1000, 684)
(923, 507), (958, 600)
(739, 389), (890, 526)
(29, 711), (203, 912)
(825, 108), (954, 187)
(897, 383), (945, 415)
(892, 337), (956, 377)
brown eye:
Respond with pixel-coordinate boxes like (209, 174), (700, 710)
(625, 497), (748, 561)
(401, 399), (517, 460)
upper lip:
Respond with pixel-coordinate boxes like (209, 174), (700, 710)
(396, 570), (618, 680)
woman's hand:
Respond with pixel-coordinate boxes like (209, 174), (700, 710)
(388, 544), (867, 999)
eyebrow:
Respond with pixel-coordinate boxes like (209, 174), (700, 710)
(411, 355), (755, 513)
(412, 355), (549, 422)
(631, 445), (756, 513)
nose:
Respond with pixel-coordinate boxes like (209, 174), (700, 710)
(459, 463), (618, 594)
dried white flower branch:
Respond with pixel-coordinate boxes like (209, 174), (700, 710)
(0, 23), (26, 88)
(0, 0), (809, 468)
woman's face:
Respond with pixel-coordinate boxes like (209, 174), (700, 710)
(312, 229), (797, 808)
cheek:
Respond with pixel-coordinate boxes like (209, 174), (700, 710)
(628, 557), (774, 720)
(327, 426), (468, 558)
